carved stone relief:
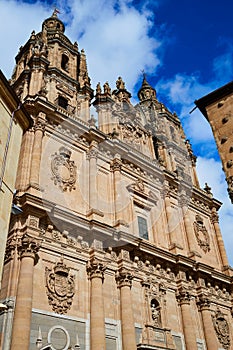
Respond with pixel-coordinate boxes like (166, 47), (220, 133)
(212, 309), (230, 349)
(45, 258), (75, 314)
(51, 146), (77, 191)
(193, 215), (210, 252)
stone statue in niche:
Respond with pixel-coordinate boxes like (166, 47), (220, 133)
(150, 299), (161, 327)
(193, 215), (210, 253)
(51, 146), (77, 191)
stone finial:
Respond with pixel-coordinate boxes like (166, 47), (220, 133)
(103, 81), (111, 95)
(96, 82), (102, 95)
(137, 74), (156, 102)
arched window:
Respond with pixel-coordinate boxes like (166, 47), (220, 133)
(61, 54), (69, 71)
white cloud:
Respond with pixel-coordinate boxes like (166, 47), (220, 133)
(0, 0), (51, 77)
(0, 0), (162, 93)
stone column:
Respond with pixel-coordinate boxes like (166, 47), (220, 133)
(211, 209), (229, 267)
(116, 267), (137, 350)
(87, 252), (106, 350)
(198, 297), (218, 350)
(10, 234), (40, 350)
(177, 290), (198, 350)
(30, 116), (45, 188)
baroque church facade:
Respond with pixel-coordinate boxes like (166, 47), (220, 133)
(0, 11), (232, 350)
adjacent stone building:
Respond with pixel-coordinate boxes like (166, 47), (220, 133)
(195, 81), (233, 204)
(0, 70), (32, 299)
(0, 11), (232, 350)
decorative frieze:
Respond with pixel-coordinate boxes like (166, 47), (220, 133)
(45, 258), (75, 314)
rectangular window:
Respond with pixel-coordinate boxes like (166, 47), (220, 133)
(138, 216), (148, 240)
(58, 95), (68, 110)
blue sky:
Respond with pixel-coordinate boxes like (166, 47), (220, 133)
(0, 0), (232, 264)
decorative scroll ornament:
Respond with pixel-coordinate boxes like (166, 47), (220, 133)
(193, 215), (210, 252)
(45, 258), (75, 314)
(212, 309), (230, 349)
(51, 147), (76, 191)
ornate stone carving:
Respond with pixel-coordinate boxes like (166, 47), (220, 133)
(211, 209), (219, 224)
(56, 82), (74, 97)
(212, 309), (230, 349)
(110, 158), (122, 172)
(86, 258), (106, 280)
(193, 215), (210, 253)
(51, 146), (77, 191)
(18, 233), (41, 261)
(45, 258), (75, 314)
(116, 267), (133, 288)
(176, 289), (191, 305)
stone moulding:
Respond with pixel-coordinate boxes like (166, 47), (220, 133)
(45, 258), (75, 314)
(51, 146), (77, 191)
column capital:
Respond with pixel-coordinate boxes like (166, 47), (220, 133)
(86, 257), (106, 281)
(116, 267), (133, 288)
(18, 233), (41, 262)
(87, 148), (98, 160)
(110, 157), (122, 172)
(34, 119), (46, 133)
(179, 193), (190, 208)
(197, 296), (211, 311)
(211, 209), (219, 224)
(176, 289), (191, 305)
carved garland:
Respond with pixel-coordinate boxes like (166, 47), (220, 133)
(45, 258), (75, 314)
(51, 146), (77, 191)
(193, 215), (210, 253)
(212, 309), (230, 349)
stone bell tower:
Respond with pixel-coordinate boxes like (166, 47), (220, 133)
(11, 9), (93, 121)
(0, 11), (233, 350)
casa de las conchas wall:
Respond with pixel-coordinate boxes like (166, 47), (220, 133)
(0, 11), (233, 350)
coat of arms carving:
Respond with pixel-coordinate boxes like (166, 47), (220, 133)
(193, 215), (210, 252)
(212, 309), (230, 349)
(51, 146), (77, 191)
(45, 258), (75, 314)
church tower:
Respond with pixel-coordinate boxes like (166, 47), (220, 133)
(0, 12), (232, 350)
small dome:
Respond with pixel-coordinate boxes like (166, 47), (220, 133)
(138, 75), (156, 102)
(42, 9), (65, 33)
